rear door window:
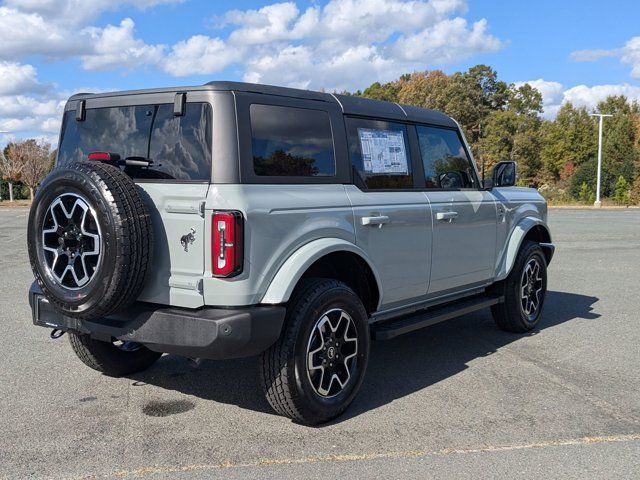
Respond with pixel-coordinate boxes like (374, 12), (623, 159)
(57, 103), (212, 181)
(346, 117), (413, 189)
(250, 104), (335, 177)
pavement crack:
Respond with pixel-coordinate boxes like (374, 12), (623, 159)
(67, 433), (640, 479)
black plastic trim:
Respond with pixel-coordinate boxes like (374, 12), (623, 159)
(29, 282), (285, 360)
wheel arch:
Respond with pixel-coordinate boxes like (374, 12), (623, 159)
(260, 238), (382, 314)
(495, 217), (554, 281)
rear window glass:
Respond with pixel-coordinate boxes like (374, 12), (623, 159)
(346, 117), (413, 189)
(250, 104), (335, 177)
(57, 103), (212, 181)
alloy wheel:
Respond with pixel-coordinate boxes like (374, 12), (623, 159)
(306, 308), (358, 398)
(520, 258), (544, 319)
(41, 193), (102, 290)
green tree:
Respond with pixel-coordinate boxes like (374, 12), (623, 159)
(391, 66), (508, 150)
(360, 81), (401, 102)
(630, 176), (640, 205)
(596, 96), (638, 195)
(475, 84), (543, 183)
(540, 103), (597, 181)
(613, 175), (631, 204)
(507, 83), (543, 117)
(578, 182), (592, 203)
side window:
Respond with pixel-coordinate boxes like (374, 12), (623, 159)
(416, 125), (477, 189)
(346, 117), (412, 189)
(250, 104), (335, 177)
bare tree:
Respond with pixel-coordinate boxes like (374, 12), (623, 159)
(19, 140), (53, 200)
(0, 143), (24, 202)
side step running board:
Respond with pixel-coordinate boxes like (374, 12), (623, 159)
(371, 294), (504, 341)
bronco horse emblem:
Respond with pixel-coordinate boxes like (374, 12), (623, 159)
(180, 227), (196, 252)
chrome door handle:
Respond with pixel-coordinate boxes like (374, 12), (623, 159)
(361, 215), (390, 227)
(436, 211), (459, 221)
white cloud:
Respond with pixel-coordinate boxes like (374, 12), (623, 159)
(392, 18), (502, 64)
(563, 83), (640, 110)
(0, 62), (49, 96)
(0, 1), (179, 62)
(81, 18), (165, 70)
(192, 0), (504, 90)
(2, 0), (183, 27)
(0, 7), (85, 60)
(516, 79), (640, 118)
(571, 36), (640, 79)
(163, 35), (241, 76)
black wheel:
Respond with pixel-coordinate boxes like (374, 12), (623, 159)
(68, 333), (162, 377)
(260, 278), (370, 425)
(27, 161), (153, 320)
(491, 241), (548, 332)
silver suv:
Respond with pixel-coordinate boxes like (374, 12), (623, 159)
(27, 82), (554, 425)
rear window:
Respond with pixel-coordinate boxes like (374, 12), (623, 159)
(250, 104), (335, 177)
(57, 103), (212, 181)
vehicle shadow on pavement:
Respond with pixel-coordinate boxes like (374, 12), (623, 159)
(129, 290), (600, 423)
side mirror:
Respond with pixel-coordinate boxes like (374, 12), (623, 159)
(492, 161), (517, 187)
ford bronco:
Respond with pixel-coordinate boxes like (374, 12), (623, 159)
(27, 82), (554, 425)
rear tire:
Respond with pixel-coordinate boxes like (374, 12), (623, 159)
(259, 278), (370, 425)
(491, 241), (548, 333)
(27, 161), (153, 320)
(68, 333), (162, 377)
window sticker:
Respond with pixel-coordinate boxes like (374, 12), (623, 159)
(357, 128), (409, 175)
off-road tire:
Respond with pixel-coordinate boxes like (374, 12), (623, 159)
(259, 278), (370, 425)
(27, 161), (153, 320)
(491, 241), (547, 332)
(68, 333), (162, 377)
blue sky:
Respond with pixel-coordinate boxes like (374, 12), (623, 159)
(1, 0), (639, 146)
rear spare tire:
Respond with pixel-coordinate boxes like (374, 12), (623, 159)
(27, 161), (153, 320)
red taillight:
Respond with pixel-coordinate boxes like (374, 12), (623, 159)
(88, 152), (117, 161)
(212, 211), (243, 277)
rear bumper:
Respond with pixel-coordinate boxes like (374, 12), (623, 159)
(29, 282), (286, 360)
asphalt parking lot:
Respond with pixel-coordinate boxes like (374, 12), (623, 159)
(1, 207), (639, 479)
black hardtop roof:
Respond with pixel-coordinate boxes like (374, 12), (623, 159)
(68, 81), (457, 128)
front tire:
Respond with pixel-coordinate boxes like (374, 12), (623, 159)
(68, 333), (162, 377)
(491, 241), (548, 332)
(260, 278), (370, 425)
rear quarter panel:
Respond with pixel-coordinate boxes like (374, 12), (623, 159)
(202, 184), (355, 306)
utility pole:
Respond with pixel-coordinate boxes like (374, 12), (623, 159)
(589, 113), (612, 207)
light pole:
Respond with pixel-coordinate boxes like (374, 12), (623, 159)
(589, 113), (612, 207)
